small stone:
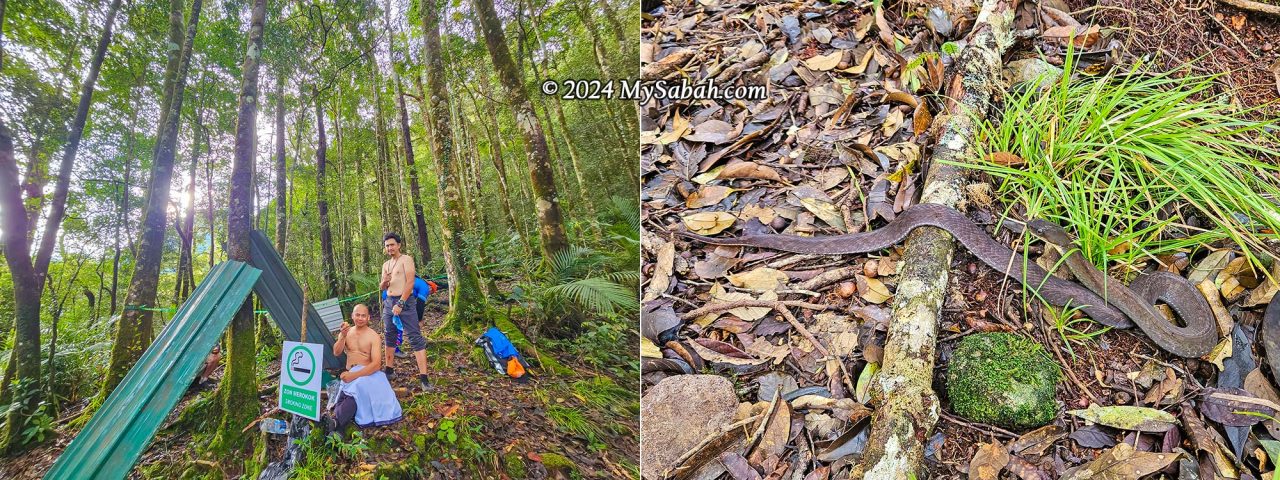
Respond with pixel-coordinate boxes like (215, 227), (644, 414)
(641, 375), (738, 477)
(1114, 391), (1133, 405)
(834, 282), (857, 298)
(1264, 42), (1274, 52)
(947, 332), (1062, 429)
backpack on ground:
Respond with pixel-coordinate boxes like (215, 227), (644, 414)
(474, 326), (531, 382)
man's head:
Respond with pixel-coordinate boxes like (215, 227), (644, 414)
(383, 232), (403, 256)
(352, 303), (370, 327)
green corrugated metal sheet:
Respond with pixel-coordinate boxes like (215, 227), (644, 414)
(45, 261), (260, 480)
(249, 230), (344, 369)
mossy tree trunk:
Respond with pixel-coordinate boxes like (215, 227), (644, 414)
(849, 0), (1015, 477)
(214, 0), (264, 453)
(100, 0), (198, 405)
(473, 0), (569, 262)
(421, 0), (487, 330)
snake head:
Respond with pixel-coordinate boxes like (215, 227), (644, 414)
(1026, 219), (1075, 248)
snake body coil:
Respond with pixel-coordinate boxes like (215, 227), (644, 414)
(678, 203), (1220, 357)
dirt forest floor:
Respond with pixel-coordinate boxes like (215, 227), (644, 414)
(0, 301), (640, 479)
(641, 0), (1280, 477)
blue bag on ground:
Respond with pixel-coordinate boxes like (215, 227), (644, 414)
(475, 326), (531, 381)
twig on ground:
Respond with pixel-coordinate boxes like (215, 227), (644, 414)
(797, 265), (862, 292)
(680, 300), (829, 320)
(939, 411), (1018, 439)
(241, 407), (283, 434)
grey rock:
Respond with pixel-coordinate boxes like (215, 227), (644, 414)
(641, 375), (738, 479)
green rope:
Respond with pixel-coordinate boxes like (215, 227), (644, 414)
(122, 305), (175, 313)
(125, 305), (271, 315)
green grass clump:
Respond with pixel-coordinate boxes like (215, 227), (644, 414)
(965, 54), (1280, 273)
(570, 376), (637, 416)
(546, 405), (606, 451)
(947, 332), (1061, 429)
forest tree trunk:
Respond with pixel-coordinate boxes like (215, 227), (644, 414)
(315, 90), (339, 297)
(99, 0), (197, 408)
(473, 0), (569, 261)
(422, 0), (487, 329)
(274, 74), (287, 255)
(214, 0), (265, 454)
(850, 1), (1015, 477)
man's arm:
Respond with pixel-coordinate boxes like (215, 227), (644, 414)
(400, 257), (415, 303)
(333, 323), (351, 355)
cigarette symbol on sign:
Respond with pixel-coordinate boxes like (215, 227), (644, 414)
(290, 351), (311, 375)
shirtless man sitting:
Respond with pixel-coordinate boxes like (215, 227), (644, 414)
(322, 304), (403, 434)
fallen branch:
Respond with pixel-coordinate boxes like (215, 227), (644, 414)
(1218, 0), (1280, 15)
(241, 407), (282, 434)
(679, 299), (829, 320)
(849, 0), (1018, 477)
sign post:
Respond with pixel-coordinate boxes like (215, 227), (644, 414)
(279, 341), (323, 420)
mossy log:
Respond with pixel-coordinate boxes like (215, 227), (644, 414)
(848, 0), (1017, 477)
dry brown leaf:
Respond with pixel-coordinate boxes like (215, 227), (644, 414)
(840, 48), (877, 74)
(686, 185), (734, 208)
(658, 111), (691, 145)
(718, 162), (784, 182)
(683, 211), (737, 235)
(857, 275), (893, 304)
(883, 109), (905, 137)
(644, 241), (675, 301)
(1245, 368), (1280, 439)
(685, 119), (738, 144)
(885, 91), (918, 108)
(727, 267), (790, 291)
(803, 51), (844, 71)
(1062, 443), (1179, 479)
(741, 204), (777, 224)
(747, 393), (792, 466)
(986, 151), (1025, 167)
(968, 441), (1009, 480)
(799, 197), (847, 232)
(913, 104), (933, 136)
(747, 337), (791, 365)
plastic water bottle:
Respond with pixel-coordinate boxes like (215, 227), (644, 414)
(259, 418), (288, 435)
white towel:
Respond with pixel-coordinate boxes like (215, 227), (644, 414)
(338, 364), (403, 427)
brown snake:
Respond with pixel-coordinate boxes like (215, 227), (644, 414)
(677, 203), (1219, 358)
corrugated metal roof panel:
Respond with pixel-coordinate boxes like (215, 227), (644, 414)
(249, 230), (343, 369)
(45, 261), (260, 480)
(313, 298), (344, 332)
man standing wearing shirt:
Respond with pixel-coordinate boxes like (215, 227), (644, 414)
(380, 232), (432, 390)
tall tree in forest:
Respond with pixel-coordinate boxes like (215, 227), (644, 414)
(214, 0), (265, 453)
(315, 88), (339, 297)
(464, 76), (526, 249)
(422, 0), (485, 328)
(99, 0), (201, 402)
(274, 74), (287, 254)
(2, 0), (125, 449)
(472, 0), (568, 260)
(377, 5), (433, 263)
(175, 73), (209, 303)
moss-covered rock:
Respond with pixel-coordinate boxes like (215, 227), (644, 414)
(540, 452), (579, 479)
(946, 332), (1061, 429)
(503, 452), (527, 478)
